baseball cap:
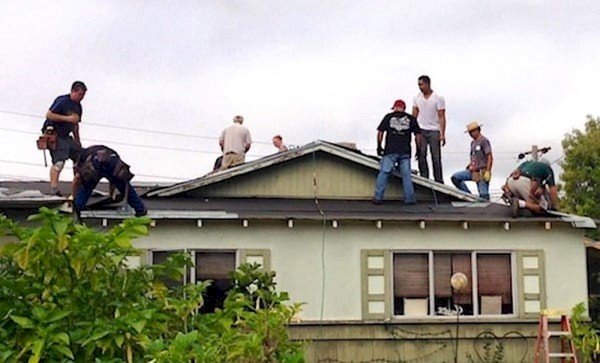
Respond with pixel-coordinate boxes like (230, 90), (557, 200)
(391, 99), (406, 110)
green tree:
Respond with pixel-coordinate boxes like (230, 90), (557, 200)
(561, 115), (600, 220)
(0, 208), (303, 362)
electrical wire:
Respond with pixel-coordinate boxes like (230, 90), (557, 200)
(0, 108), (273, 145)
(0, 159), (186, 181)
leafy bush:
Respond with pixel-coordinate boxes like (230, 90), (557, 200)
(0, 208), (303, 362)
(571, 303), (600, 363)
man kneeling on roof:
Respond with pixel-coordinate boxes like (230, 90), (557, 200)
(503, 158), (559, 217)
(72, 145), (147, 218)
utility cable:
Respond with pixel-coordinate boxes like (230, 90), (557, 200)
(0, 108), (273, 145)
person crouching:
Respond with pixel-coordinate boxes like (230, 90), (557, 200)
(72, 145), (147, 218)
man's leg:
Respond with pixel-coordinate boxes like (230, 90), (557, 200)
(49, 137), (70, 195)
(73, 181), (96, 216)
(429, 130), (444, 183)
(417, 132), (430, 178)
(398, 154), (416, 204)
(110, 177), (147, 216)
(374, 154), (397, 202)
(451, 170), (473, 194)
(477, 180), (490, 200)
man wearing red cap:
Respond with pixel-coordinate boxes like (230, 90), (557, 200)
(373, 99), (422, 204)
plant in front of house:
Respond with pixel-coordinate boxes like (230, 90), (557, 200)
(145, 263), (305, 363)
(0, 209), (304, 362)
(571, 302), (600, 363)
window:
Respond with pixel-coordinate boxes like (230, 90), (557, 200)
(195, 252), (236, 313)
(150, 249), (270, 313)
(393, 251), (513, 317)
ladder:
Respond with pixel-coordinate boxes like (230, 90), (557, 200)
(535, 309), (578, 363)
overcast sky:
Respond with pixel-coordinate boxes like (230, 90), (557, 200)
(1, 0), (599, 198)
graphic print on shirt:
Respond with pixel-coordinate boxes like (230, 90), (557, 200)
(389, 116), (411, 134)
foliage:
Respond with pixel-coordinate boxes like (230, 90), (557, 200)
(561, 115), (600, 224)
(145, 263), (304, 363)
(466, 337), (505, 363)
(0, 208), (304, 362)
(571, 302), (600, 363)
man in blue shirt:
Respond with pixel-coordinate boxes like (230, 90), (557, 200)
(43, 81), (87, 195)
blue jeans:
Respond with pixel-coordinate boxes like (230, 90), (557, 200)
(74, 156), (146, 215)
(451, 169), (489, 200)
(374, 153), (416, 203)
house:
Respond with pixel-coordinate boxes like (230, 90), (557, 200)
(2, 141), (596, 362)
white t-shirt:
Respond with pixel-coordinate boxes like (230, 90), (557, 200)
(220, 123), (252, 155)
(412, 92), (445, 131)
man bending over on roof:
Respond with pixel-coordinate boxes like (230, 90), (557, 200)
(373, 99), (422, 205)
(42, 81), (87, 196)
(503, 158), (559, 217)
(219, 115), (252, 170)
(272, 134), (288, 152)
(72, 145), (147, 219)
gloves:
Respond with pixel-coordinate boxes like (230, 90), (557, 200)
(377, 145), (384, 156)
(483, 170), (491, 182)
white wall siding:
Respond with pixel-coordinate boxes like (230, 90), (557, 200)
(134, 220), (587, 321)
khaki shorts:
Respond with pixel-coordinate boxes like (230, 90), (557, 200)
(507, 176), (531, 200)
(220, 152), (245, 170)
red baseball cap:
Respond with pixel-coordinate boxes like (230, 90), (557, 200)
(391, 99), (406, 110)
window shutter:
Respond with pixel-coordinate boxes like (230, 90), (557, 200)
(239, 249), (271, 271)
(394, 254), (429, 298)
(477, 254), (512, 305)
(516, 250), (546, 318)
(361, 250), (391, 320)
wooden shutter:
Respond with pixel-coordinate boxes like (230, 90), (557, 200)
(196, 252), (236, 281)
(151, 250), (185, 287)
(517, 250), (546, 318)
(434, 254), (452, 298)
(239, 249), (271, 271)
(361, 250), (391, 320)
(477, 254), (512, 304)
(394, 254), (429, 298)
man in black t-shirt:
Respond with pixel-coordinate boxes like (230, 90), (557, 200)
(42, 81), (87, 195)
(373, 99), (422, 204)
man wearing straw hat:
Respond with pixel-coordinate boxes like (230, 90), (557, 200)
(450, 121), (493, 200)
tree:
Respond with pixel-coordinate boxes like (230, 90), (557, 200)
(561, 115), (600, 223)
(0, 208), (303, 362)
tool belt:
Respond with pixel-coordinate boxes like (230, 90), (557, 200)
(113, 159), (134, 182)
(36, 128), (57, 151)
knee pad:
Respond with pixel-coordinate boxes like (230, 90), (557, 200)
(52, 160), (65, 172)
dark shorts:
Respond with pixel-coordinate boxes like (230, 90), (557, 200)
(50, 136), (81, 164)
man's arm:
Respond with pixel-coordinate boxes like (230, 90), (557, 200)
(485, 152), (493, 173)
(245, 131), (252, 153)
(73, 123), (81, 146)
(412, 106), (419, 119)
(438, 109), (446, 146)
(376, 131), (384, 155)
(548, 185), (559, 210)
(46, 110), (79, 124)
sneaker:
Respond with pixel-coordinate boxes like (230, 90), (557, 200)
(135, 209), (148, 217)
(511, 197), (519, 218)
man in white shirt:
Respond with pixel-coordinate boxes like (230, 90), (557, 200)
(219, 115), (252, 170)
(412, 75), (446, 183)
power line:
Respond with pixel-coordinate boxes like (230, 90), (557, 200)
(0, 108), (273, 145)
(0, 127), (266, 157)
(0, 159), (186, 181)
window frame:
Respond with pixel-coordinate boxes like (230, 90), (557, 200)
(391, 250), (517, 319)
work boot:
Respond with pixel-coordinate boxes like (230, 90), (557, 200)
(511, 197), (519, 218)
(135, 209), (148, 217)
(371, 198), (382, 205)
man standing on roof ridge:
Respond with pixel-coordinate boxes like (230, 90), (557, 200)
(219, 115), (252, 170)
(42, 81), (87, 196)
(412, 75), (446, 183)
(451, 121), (493, 200)
(373, 99), (422, 205)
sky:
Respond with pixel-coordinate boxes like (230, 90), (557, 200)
(1, 0), (599, 199)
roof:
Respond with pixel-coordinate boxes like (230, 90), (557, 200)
(79, 197), (596, 229)
(148, 140), (479, 202)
